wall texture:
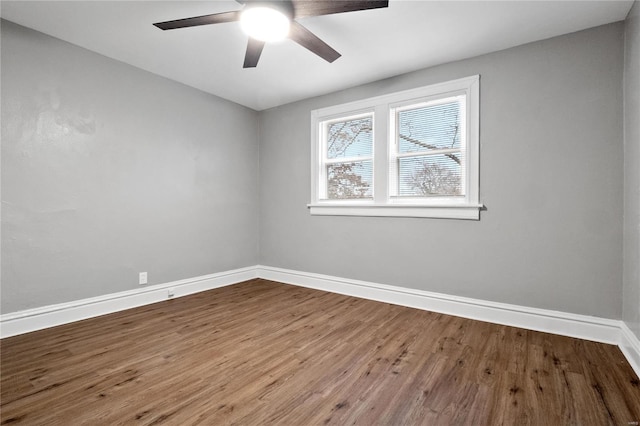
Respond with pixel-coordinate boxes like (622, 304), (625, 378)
(624, 1), (640, 339)
(259, 23), (625, 319)
(1, 21), (260, 313)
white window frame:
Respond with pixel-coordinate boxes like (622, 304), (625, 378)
(309, 75), (482, 220)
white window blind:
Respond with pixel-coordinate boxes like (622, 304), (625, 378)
(390, 95), (466, 199)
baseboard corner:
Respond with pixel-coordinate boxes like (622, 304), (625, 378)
(619, 322), (640, 379)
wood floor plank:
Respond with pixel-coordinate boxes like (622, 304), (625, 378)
(1, 279), (639, 425)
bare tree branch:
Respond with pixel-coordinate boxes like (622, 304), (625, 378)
(327, 121), (372, 158)
(398, 134), (460, 165)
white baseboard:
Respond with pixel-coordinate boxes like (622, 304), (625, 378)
(257, 265), (620, 344)
(2, 264), (638, 379)
(256, 265), (640, 377)
(619, 322), (640, 378)
(0, 266), (258, 338)
(256, 265), (640, 378)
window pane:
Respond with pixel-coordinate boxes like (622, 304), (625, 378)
(327, 116), (373, 159)
(326, 161), (373, 199)
(398, 99), (461, 153)
(398, 154), (464, 197)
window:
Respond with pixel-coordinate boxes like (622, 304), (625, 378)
(309, 75), (481, 220)
(323, 113), (374, 200)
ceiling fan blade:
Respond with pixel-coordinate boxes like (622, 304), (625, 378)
(243, 38), (266, 68)
(153, 11), (240, 30)
(288, 21), (341, 63)
(292, 0), (388, 18)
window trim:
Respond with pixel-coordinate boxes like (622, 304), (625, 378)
(309, 75), (481, 220)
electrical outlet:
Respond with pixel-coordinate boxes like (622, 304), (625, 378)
(167, 288), (175, 299)
(139, 272), (148, 285)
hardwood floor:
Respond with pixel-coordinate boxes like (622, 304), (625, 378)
(1, 279), (639, 425)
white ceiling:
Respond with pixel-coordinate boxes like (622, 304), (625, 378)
(0, 0), (633, 110)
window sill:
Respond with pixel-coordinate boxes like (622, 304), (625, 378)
(307, 203), (483, 220)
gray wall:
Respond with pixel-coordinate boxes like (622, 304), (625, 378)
(259, 23), (625, 319)
(1, 20), (260, 313)
(624, 1), (640, 339)
(1, 18), (630, 322)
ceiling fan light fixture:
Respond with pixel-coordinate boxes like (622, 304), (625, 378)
(240, 6), (290, 42)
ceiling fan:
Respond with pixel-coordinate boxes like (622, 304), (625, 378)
(153, 0), (389, 68)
